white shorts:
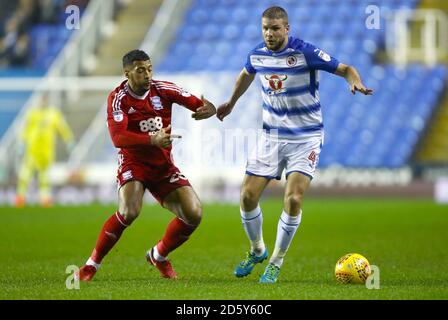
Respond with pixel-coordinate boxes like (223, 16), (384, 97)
(245, 135), (323, 180)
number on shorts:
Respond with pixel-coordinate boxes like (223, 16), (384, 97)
(308, 151), (317, 165)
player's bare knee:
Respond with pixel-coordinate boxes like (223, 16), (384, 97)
(240, 188), (259, 211)
(121, 204), (141, 224)
(184, 202), (202, 226)
(284, 193), (303, 214)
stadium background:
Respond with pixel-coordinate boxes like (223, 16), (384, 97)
(0, 0), (447, 300)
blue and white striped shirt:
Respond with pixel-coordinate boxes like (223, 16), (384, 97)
(245, 36), (339, 142)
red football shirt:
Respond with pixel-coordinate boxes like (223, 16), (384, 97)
(107, 80), (203, 171)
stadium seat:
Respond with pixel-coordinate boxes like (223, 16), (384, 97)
(0, 69), (44, 138)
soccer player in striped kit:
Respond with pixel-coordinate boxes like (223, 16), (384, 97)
(217, 6), (373, 283)
(76, 50), (216, 281)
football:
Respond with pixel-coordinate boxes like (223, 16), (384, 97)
(335, 253), (371, 284)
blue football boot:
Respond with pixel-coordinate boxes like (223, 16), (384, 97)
(234, 249), (268, 278)
(259, 263), (280, 284)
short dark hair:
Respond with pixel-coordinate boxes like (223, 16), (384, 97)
(122, 49), (150, 68)
(262, 6), (288, 22)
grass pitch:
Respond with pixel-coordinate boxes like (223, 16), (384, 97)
(1, 199), (447, 300)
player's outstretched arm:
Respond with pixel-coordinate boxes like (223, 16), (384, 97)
(335, 63), (373, 95)
(217, 68), (255, 121)
(192, 95), (216, 120)
(151, 125), (181, 148)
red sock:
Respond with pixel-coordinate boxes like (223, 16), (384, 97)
(90, 212), (128, 264)
(157, 217), (197, 257)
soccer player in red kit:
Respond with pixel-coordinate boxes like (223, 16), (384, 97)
(76, 50), (216, 281)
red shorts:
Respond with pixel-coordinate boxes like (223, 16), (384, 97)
(116, 162), (191, 204)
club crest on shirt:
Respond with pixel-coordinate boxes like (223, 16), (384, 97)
(264, 74), (288, 95)
(112, 110), (123, 122)
(286, 55), (297, 67)
(150, 96), (163, 110)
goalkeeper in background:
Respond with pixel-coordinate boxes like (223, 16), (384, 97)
(15, 93), (74, 207)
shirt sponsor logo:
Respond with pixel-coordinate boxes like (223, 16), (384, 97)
(150, 96), (163, 110)
(139, 116), (163, 135)
(264, 74), (288, 95)
(113, 110), (123, 122)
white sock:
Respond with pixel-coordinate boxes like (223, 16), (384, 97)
(270, 210), (302, 268)
(240, 205), (266, 256)
(152, 246), (166, 261)
(86, 257), (101, 270)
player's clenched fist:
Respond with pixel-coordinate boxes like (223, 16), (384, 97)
(150, 125), (181, 148)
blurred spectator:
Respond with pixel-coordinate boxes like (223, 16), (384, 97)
(0, 0), (19, 36)
(0, 0), (90, 67)
(37, 0), (63, 24)
(7, 34), (30, 66)
(0, 16), (22, 66)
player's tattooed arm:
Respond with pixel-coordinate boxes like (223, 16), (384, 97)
(335, 63), (373, 95)
(192, 95), (216, 120)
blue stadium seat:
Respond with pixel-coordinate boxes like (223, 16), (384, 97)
(202, 23), (221, 41)
(187, 8), (208, 24)
(0, 70), (41, 138)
